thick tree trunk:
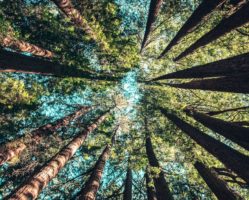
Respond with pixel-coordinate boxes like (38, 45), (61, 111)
(6, 112), (108, 200)
(145, 169), (157, 200)
(159, 107), (249, 183)
(184, 109), (249, 150)
(174, 2), (249, 61)
(194, 161), (243, 200)
(0, 106), (91, 166)
(2, 36), (54, 58)
(141, 0), (163, 51)
(78, 145), (110, 200)
(158, 0), (226, 58)
(123, 167), (133, 200)
(153, 52), (249, 81)
(0, 49), (120, 81)
(168, 74), (249, 94)
(206, 106), (249, 116)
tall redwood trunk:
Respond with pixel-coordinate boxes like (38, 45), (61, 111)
(141, 0), (163, 51)
(184, 109), (249, 150)
(78, 145), (110, 200)
(159, 107), (249, 183)
(168, 74), (249, 94)
(2, 36), (54, 58)
(123, 167), (133, 200)
(6, 112), (108, 200)
(158, 0), (226, 58)
(206, 106), (249, 116)
(194, 161), (243, 200)
(153, 52), (249, 81)
(145, 169), (157, 200)
(174, 2), (249, 61)
(0, 106), (92, 166)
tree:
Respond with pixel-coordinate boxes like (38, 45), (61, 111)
(159, 107), (249, 183)
(206, 106), (249, 116)
(123, 167), (133, 200)
(158, 0), (226, 58)
(194, 161), (243, 200)
(145, 169), (157, 200)
(6, 111), (108, 200)
(174, 2), (249, 61)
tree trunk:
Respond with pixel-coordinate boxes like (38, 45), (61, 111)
(184, 109), (249, 150)
(2, 36), (54, 58)
(168, 74), (249, 94)
(153, 52), (249, 81)
(145, 118), (173, 200)
(78, 145), (110, 200)
(233, 121), (249, 127)
(194, 161), (243, 200)
(145, 169), (157, 200)
(174, 2), (249, 61)
(0, 49), (120, 81)
(0, 106), (91, 166)
(158, 0), (226, 58)
(123, 167), (133, 200)
(141, 0), (163, 51)
(6, 112), (108, 200)
(159, 107), (249, 183)
(206, 106), (249, 116)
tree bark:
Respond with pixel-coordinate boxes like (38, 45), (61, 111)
(145, 169), (157, 200)
(184, 109), (249, 150)
(194, 161), (243, 200)
(6, 112), (108, 200)
(174, 2), (249, 61)
(0, 106), (92, 166)
(2, 36), (54, 58)
(78, 145), (111, 200)
(141, 0), (163, 51)
(159, 107), (249, 183)
(168, 74), (249, 94)
(123, 167), (133, 200)
(153, 52), (249, 80)
(206, 106), (249, 116)
(158, 0), (226, 58)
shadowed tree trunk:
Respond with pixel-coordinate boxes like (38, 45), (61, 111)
(153, 52), (249, 81)
(6, 112), (108, 200)
(159, 107), (249, 183)
(0, 106), (92, 166)
(184, 109), (249, 150)
(146, 169), (157, 200)
(174, 2), (249, 61)
(158, 0), (226, 58)
(206, 106), (249, 116)
(194, 161), (243, 200)
(2, 36), (54, 58)
(233, 121), (249, 127)
(141, 0), (163, 51)
(168, 74), (249, 94)
(145, 118), (173, 200)
(123, 167), (133, 200)
(0, 49), (120, 81)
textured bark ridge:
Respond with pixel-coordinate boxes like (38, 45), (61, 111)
(78, 145), (111, 200)
(123, 167), (133, 200)
(145, 169), (157, 200)
(153, 52), (249, 81)
(168, 74), (249, 94)
(174, 2), (249, 61)
(141, 0), (163, 51)
(0, 106), (91, 166)
(158, 0), (226, 58)
(160, 107), (249, 183)
(6, 112), (108, 200)
(2, 36), (54, 58)
(185, 109), (249, 150)
(194, 161), (243, 200)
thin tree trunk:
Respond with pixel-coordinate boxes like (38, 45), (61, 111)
(159, 107), (249, 183)
(194, 161), (243, 200)
(0, 106), (92, 166)
(168, 74), (249, 94)
(2, 36), (54, 58)
(145, 118), (173, 200)
(233, 121), (249, 127)
(158, 0), (226, 59)
(78, 145), (111, 200)
(123, 167), (132, 200)
(141, 0), (163, 51)
(6, 112), (108, 200)
(206, 106), (249, 116)
(0, 49), (120, 81)
(145, 169), (157, 200)
(153, 52), (249, 81)
(174, 2), (249, 61)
